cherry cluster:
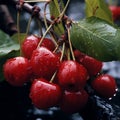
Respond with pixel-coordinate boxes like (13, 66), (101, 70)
(3, 35), (117, 114)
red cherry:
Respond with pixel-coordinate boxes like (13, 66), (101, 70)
(91, 74), (117, 98)
(21, 35), (40, 59)
(60, 89), (89, 113)
(30, 47), (60, 80)
(80, 55), (103, 76)
(58, 60), (88, 91)
(3, 57), (31, 86)
(21, 35), (55, 59)
(109, 5), (120, 21)
(73, 49), (85, 62)
(40, 38), (56, 51)
(29, 78), (62, 109)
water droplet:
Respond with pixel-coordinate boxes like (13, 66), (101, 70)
(109, 97), (112, 100)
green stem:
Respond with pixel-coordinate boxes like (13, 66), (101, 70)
(36, 18), (43, 36)
(37, 23), (53, 48)
(49, 42), (65, 83)
(17, 11), (21, 56)
(60, 42), (65, 62)
(67, 27), (75, 61)
(26, 16), (32, 35)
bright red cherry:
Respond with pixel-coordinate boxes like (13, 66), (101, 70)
(91, 74), (117, 98)
(30, 47), (60, 80)
(109, 5), (120, 21)
(60, 89), (89, 113)
(58, 60), (88, 91)
(29, 78), (62, 109)
(3, 56), (31, 86)
(21, 35), (55, 59)
(80, 55), (103, 76)
(21, 35), (40, 59)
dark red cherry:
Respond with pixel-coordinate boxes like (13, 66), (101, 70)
(60, 89), (89, 113)
(58, 60), (88, 91)
(29, 78), (62, 109)
(3, 56), (31, 86)
(80, 55), (103, 76)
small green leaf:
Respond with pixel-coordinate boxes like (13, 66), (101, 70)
(85, 0), (113, 24)
(70, 16), (120, 62)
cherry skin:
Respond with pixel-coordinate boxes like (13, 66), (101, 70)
(21, 35), (40, 59)
(30, 47), (60, 80)
(73, 49), (85, 62)
(79, 55), (103, 76)
(91, 74), (117, 98)
(109, 5), (120, 21)
(60, 89), (89, 113)
(58, 60), (88, 91)
(21, 35), (55, 59)
(3, 56), (31, 86)
(29, 78), (62, 109)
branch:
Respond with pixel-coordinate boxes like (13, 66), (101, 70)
(0, 5), (17, 35)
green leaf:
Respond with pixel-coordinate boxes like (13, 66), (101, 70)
(0, 31), (21, 82)
(49, 0), (65, 36)
(70, 16), (120, 62)
(85, 0), (113, 24)
(0, 31), (20, 58)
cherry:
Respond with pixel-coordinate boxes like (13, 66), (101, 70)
(91, 74), (117, 98)
(21, 35), (55, 59)
(58, 60), (88, 91)
(60, 89), (89, 113)
(3, 56), (31, 86)
(21, 35), (40, 59)
(109, 5), (120, 21)
(29, 78), (62, 109)
(30, 47), (60, 80)
(79, 55), (103, 76)
(73, 49), (85, 62)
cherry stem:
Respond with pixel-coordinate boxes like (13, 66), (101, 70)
(26, 15), (32, 35)
(49, 42), (65, 83)
(67, 26), (75, 61)
(60, 42), (65, 62)
(49, 71), (57, 83)
(67, 48), (71, 60)
(17, 11), (22, 56)
(44, 2), (58, 47)
(37, 23), (53, 48)
(36, 18), (43, 36)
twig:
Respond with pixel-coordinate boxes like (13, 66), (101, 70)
(0, 5), (17, 35)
